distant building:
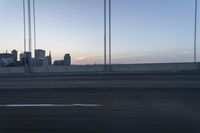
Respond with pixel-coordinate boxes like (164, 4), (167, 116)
(44, 52), (52, 66)
(53, 53), (71, 66)
(11, 49), (18, 63)
(35, 49), (46, 66)
(64, 54), (71, 66)
(20, 53), (25, 65)
(20, 52), (32, 66)
(53, 60), (64, 66)
(0, 49), (70, 68)
(35, 59), (44, 66)
(35, 49), (45, 60)
(33, 50), (52, 66)
(0, 53), (15, 67)
(25, 52), (32, 66)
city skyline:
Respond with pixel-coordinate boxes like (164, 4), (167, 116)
(0, 48), (71, 67)
(0, 0), (199, 64)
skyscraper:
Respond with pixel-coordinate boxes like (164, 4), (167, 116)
(35, 49), (45, 60)
(11, 50), (18, 63)
(35, 49), (45, 66)
(64, 54), (71, 66)
(44, 52), (52, 66)
(20, 53), (25, 65)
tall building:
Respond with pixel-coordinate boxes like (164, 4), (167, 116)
(21, 52), (32, 66)
(11, 49), (18, 63)
(64, 54), (71, 66)
(35, 49), (45, 60)
(20, 53), (25, 65)
(45, 52), (52, 66)
(35, 49), (45, 66)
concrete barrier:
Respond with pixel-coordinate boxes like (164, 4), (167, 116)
(32, 65), (104, 73)
(111, 63), (200, 72)
(0, 67), (25, 74)
(0, 63), (199, 74)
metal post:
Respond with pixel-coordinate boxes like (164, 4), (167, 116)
(109, 0), (112, 71)
(28, 0), (32, 53)
(194, 0), (198, 62)
(104, 0), (107, 71)
(33, 0), (37, 54)
(23, 0), (26, 52)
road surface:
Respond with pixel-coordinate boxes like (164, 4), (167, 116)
(0, 73), (200, 133)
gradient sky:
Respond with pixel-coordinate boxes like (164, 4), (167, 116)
(0, 0), (198, 64)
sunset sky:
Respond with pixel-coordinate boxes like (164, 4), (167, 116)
(0, 0), (198, 64)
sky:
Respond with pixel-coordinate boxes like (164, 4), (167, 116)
(0, 0), (198, 64)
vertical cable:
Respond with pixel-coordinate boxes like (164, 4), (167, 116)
(28, 0), (32, 53)
(194, 0), (198, 62)
(104, 0), (107, 71)
(23, 0), (26, 52)
(33, 0), (37, 54)
(109, 0), (112, 71)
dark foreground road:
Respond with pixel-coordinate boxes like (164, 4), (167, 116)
(0, 73), (200, 133)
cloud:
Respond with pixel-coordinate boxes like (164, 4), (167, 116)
(72, 51), (193, 65)
(113, 53), (147, 60)
(76, 56), (91, 61)
(74, 55), (103, 64)
(183, 51), (191, 54)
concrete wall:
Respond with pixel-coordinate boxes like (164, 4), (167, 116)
(32, 65), (105, 73)
(0, 63), (199, 74)
(0, 67), (25, 74)
(112, 63), (200, 72)
(32, 63), (200, 73)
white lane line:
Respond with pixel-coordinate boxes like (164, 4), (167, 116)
(0, 104), (102, 107)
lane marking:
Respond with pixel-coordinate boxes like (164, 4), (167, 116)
(0, 104), (102, 107)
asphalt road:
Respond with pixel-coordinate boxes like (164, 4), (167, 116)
(0, 73), (200, 133)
